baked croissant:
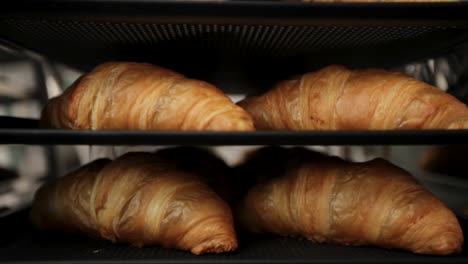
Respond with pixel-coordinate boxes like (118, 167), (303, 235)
(41, 62), (254, 131)
(238, 65), (468, 130)
(236, 147), (463, 255)
(30, 152), (237, 254)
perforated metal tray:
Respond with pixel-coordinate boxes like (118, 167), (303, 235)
(1, 0), (468, 89)
(0, 209), (466, 264)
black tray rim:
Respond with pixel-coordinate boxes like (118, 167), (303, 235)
(0, 129), (468, 145)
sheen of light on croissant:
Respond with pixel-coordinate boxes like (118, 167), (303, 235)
(40, 62), (254, 131)
(236, 147), (463, 255)
(30, 152), (237, 255)
(238, 65), (468, 130)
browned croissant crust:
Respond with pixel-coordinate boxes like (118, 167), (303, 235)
(238, 65), (468, 130)
(30, 152), (237, 255)
(41, 62), (254, 131)
(236, 147), (463, 255)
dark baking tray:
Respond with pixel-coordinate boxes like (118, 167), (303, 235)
(0, 209), (466, 264)
(1, 1), (468, 91)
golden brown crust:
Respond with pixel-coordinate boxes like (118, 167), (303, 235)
(41, 62), (254, 131)
(238, 65), (468, 130)
(30, 152), (237, 255)
(236, 147), (463, 255)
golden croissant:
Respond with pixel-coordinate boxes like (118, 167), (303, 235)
(238, 65), (468, 130)
(30, 152), (237, 254)
(41, 62), (254, 131)
(236, 147), (463, 255)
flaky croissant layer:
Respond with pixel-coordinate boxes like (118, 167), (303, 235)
(30, 152), (237, 254)
(237, 147), (463, 255)
(238, 65), (468, 130)
(41, 62), (254, 131)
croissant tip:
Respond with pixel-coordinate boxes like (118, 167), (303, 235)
(190, 239), (238, 255)
(419, 235), (463, 255)
(448, 120), (468, 129)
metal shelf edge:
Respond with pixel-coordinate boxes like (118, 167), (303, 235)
(0, 129), (467, 145)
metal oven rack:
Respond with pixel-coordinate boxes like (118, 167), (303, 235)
(0, 1), (467, 263)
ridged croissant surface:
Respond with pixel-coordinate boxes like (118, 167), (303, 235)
(236, 147), (463, 255)
(30, 152), (237, 254)
(238, 65), (468, 130)
(41, 62), (254, 131)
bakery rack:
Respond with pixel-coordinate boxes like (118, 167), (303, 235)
(0, 0), (468, 263)
(1, 209), (467, 264)
(1, 127), (468, 145)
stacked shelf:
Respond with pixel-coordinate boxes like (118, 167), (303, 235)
(2, 128), (468, 145)
(1, 1), (468, 263)
(1, 210), (467, 264)
(1, 117), (467, 145)
(2, 1), (468, 90)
